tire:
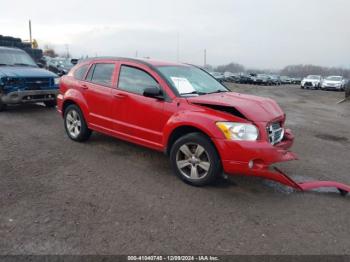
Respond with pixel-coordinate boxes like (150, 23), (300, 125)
(170, 132), (222, 186)
(64, 104), (92, 142)
(44, 100), (57, 108)
(301, 85), (304, 89)
(0, 100), (6, 112)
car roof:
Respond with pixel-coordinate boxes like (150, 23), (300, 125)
(80, 57), (189, 68)
(0, 46), (25, 52)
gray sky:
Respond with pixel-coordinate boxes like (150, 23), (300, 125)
(1, 0), (350, 69)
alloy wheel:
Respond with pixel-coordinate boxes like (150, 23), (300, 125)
(176, 143), (211, 180)
(66, 109), (82, 138)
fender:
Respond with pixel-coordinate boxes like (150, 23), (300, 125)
(62, 88), (90, 122)
(163, 109), (243, 151)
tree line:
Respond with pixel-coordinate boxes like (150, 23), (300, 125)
(211, 62), (350, 78)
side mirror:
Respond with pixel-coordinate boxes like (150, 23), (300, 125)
(37, 62), (44, 68)
(143, 86), (163, 100)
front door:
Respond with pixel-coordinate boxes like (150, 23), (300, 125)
(111, 63), (166, 149)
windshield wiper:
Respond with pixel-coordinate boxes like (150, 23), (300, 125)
(207, 89), (229, 94)
(181, 91), (209, 96)
(13, 63), (36, 67)
(0, 63), (11, 66)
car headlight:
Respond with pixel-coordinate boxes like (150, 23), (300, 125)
(216, 122), (259, 141)
(54, 77), (60, 85)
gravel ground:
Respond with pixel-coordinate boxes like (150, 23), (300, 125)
(0, 84), (349, 255)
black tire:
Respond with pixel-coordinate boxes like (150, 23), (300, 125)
(301, 86), (304, 89)
(64, 104), (92, 142)
(170, 132), (222, 186)
(0, 100), (6, 112)
(44, 100), (57, 108)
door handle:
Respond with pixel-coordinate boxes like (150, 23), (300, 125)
(81, 84), (88, 90)
(113, 93), (127, 99)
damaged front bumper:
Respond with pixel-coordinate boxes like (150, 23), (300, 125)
(1, 89), (59, 104)
(215, 129), (350, 196)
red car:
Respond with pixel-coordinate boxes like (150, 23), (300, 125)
(57, 57), (298, 188)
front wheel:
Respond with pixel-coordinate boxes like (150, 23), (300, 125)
(64, 104), (92, 142)
(170, 133), (222, 186)
(0, 98), (6, 112)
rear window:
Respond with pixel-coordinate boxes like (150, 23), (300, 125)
(73, 64), (89, 80)
(87, 63), (115, 86)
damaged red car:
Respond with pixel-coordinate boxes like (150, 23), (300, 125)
(57, 58), (350, 195)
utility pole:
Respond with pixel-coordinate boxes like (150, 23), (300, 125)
(176, 32), (180, 62)
(29, 20), (32, 47)
(65, 44), (70, 58)
(204, 49), (207, 67)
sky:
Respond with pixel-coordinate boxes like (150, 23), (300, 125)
(1, 0), (350, 69)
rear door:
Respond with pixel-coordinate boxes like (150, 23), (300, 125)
(83, 62), (116, 130)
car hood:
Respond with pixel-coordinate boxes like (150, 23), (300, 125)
(187, 92), (284, 122)
(303, 79), (320, 82)
(0, 66), (57, 78)
(323, 80), (342, 84)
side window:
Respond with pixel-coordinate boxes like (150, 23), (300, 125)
(118, 65), (159, 95)
(88, 63), (115, 86)
(73, 64), (89, 80)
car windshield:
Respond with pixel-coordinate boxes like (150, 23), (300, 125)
(0, 49), (37, 67)
(306, 75), (320, 80)
(326, 76), (342, 81)
(54, 59), (72, 67)
(157, 65), (229, 96)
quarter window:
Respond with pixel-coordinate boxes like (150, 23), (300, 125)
(73, 64), (89, 80)
(118, 66), (159, 95)
(88, 63), (115, 86)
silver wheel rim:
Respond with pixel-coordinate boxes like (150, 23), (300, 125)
(176, 143), (211, 180)
(66, 109), (82, 138)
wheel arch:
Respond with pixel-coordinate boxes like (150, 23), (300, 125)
(165, 124), (217, 156)
(61, 90), (90, 121)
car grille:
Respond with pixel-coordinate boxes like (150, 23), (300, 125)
(268, 122), (284, 145)
(305, 81), (313, 86)
(24, 78), (51, 90)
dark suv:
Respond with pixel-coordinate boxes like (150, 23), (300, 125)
(0, 47), (59, 111)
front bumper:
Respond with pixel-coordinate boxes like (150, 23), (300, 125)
(1, 89), (59, 104)
(302, 82), (319, 88)
(322, 85), (342, 90)
(215, 129), (296, 178)
(215, 129), (350, 195)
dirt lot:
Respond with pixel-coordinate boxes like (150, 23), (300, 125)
(0, 84), (349, 255)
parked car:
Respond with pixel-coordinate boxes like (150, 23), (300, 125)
(248, 73), (257, 84)
(300, 75), (322, 89)
(280, 76), (293, 85)
(321, 76), (346, 91)
(209, 72), (225, 83)
(0, 47), (59, 111)
(255, 74), (273, 85)
(47, 58), (75, 76)
(223, 72), (238, 82)
(237, 73), (252, 84)
(269, 75), (282, 85)
(57, 57), (295, 187)
(290, 77), (302, 85)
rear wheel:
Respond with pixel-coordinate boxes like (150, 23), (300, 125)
(170, 133), (222, 186)
(64, 104), (92, 142)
